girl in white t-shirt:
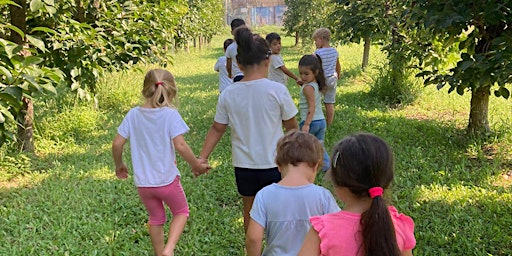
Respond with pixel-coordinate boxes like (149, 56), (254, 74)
(200, 27), (299, 233)
(112, 69), (210, 256)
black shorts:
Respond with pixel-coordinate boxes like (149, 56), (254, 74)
(234, 167), (281, 196)
(233, 75), (244, 82)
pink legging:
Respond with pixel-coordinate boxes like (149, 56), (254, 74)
(137, 176), (190, 225)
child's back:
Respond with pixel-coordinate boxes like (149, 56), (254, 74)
(246, 130), (340, 256)
(214, 55), (231, 93)
(251, 182), (339, 255)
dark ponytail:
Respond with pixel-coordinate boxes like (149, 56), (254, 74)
(330, 133), (401, 256)
(298, 54), (327, 93)
(234, 27), (271, 67)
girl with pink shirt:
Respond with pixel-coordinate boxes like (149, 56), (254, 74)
(299, 133), (416, 256)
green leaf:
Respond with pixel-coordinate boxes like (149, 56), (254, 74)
(5, 25), (25, 40)
(71, 82), (80, 91)
(26, 35), (46, 52)
(30, 27), (57, 34)
(23, 56), (44, 66)
(29, 0), (44, 12)
(460, 61), (472, 71)
(456, 86), (465, 95)
(0, 0), (19, 7)
(40, 83), (57, 94)
(0, 66), (13, 84)
(0, 108), (15, 123)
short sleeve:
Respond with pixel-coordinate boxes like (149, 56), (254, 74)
(271, 55), (284, 69)
(214, 93), (229, 124)
(225, 43), (236, 59)
(279, 86), (299, 121)
(249, 190), (267, 228)
(168, 110), (190, 139)
(214, 58), (221, 71)
(117, 109), (133, 139)
(389, 206), (416, 250)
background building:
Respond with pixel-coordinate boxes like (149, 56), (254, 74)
(226, 0), (287, 26)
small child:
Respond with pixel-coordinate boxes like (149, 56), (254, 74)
(245, 130), (340, 256)
(214, 38), (234, 93)
(298, 54), (330, 171)
(265, 32), (301, 86)
(226, 18), (246, 82)
(299, 133), (416, 256)
(112, 69), (210, 256)
(313, 28), (341, 126)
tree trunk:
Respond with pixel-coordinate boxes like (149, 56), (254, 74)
(74, 0), (85, 22)
(295, 31), (299, 46)
(10, 0), (34, 152)
(17, 98), (34, 152)
(467, 86), (491, 134)
(9, 0), (26, 44)
(362, 37), (370, 71)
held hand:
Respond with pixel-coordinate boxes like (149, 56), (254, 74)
(115, 163), (128, 179)
(192, 157), (211, 177)
(301, 124), (310, 133)
(296, 79), (303, 86)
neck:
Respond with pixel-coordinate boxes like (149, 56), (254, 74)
(337, 187), (372, 214)
(239, 62), (269, 81)
(278, 163), (317, 186)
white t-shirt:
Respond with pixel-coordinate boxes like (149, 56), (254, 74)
(250, 183), (341, 256)
(214, 78), (298, 168)
(225, 42), (243, 78)
(214, 56), (232, 93)
(117, 107), (189, 187)
(268, 54), (288, 86)
(315, 47), (339, 78)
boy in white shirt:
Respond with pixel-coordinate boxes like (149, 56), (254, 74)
(265, 32), (302, 86)
(214, 39), (234, 93)
(225, 18), (246, 82)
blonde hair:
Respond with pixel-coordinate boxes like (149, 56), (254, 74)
(313, 28), (331, 41)
(142, 69), (178, 108)
(275, 130), (324, 169)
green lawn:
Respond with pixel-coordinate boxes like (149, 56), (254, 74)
(0, 27), (511, 255)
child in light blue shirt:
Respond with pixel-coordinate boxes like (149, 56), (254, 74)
(245, 130), (340, 256)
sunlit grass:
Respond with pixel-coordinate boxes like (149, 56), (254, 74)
(0, 26), (511, 255)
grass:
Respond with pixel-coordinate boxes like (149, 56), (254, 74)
(1, 26), (511, 255)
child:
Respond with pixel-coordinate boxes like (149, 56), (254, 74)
(112, 69), (210, 256)
(265, 32), (301, 86)
(298, 54), (330, 171)
(313, 28), (341, 126)
(225, 18), (246, 82)
(214, 38), (234, 93)
(200, 26), (298, 233)
(245, 130), (340, 256)
(299, 133), (416, 256)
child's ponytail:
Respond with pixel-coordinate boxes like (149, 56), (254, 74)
(234, 26), (270, 67)
(142, 69), (178, 108)
(361, 188), (401, 256)
(330, 133), (401, 256)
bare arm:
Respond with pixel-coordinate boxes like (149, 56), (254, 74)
(402, 249), (413, 256)
(245, 219), (265, 256)
(173, 134), (210, 176)
(298, 227), (321, 256)
(112, 134), (128, 179)
(279, 65), (300, 82)
(336, 57), (341, 79)
(301, 85), (315, 133)
(226, 58), (232, 78)
(200, 121), (228, 159)
(282, 117), (298, 132)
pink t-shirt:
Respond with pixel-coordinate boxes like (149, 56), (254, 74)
(310, 206), (416, 255)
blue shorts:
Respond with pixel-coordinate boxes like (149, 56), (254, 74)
(234, 167), (281, 196)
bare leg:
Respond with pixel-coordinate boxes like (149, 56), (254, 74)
(149, 224), (165, 256)
(162, 215), (188, 256)
(242, 196), (255, 233)
(325, 103), (334, 126)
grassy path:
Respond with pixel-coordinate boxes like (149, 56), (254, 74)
(0, 28), (511, 255)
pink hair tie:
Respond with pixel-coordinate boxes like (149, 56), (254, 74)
(368, 187), (383, 199)
(155, 82), (164, 86)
